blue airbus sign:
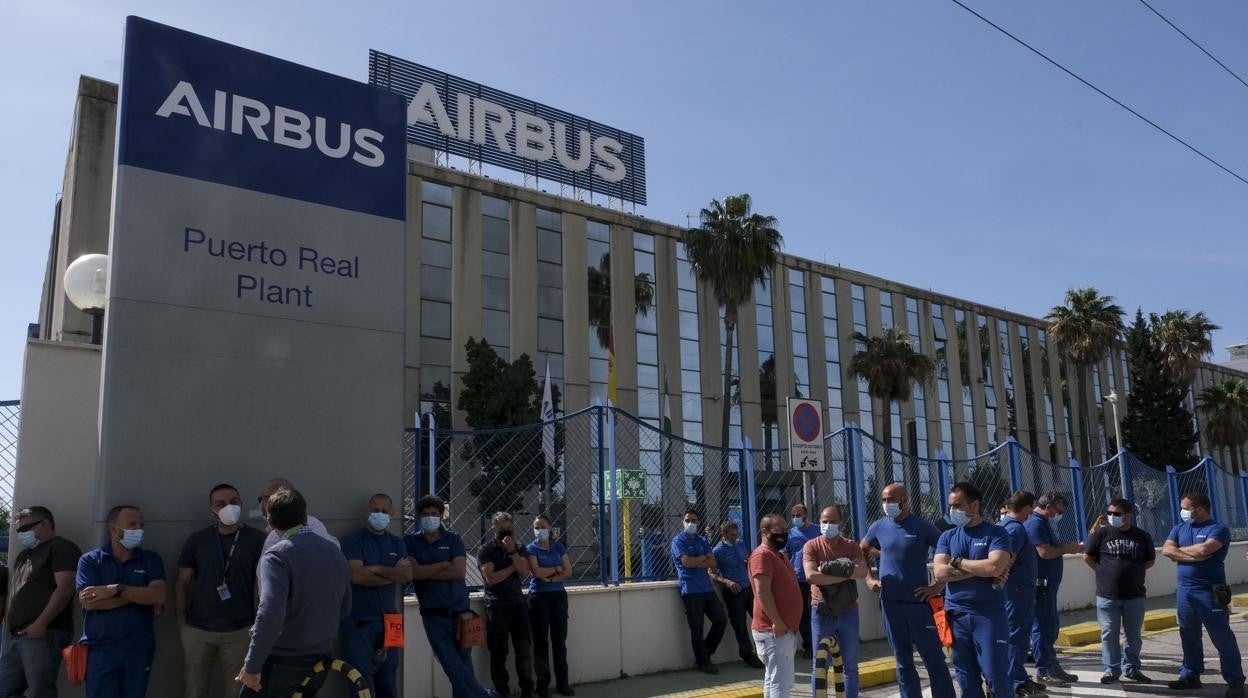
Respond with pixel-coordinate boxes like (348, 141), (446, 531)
(119, 17), (407, 220)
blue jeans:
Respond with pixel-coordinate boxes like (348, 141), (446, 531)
(0, 628), (72, 698)
(950, 609), (1010, 698)
(1005, 582), (1036, 691)
(84, 646), (153, 698)
(1095, 595), (1145, 675)
(422, 613), (490, 698)
(1030, 581), (1061, 676)
(1177, 585), (1245, 684)
(811, 606), (859, 698)
(880, 599), (953, 698)
(340, 618), (400, 698)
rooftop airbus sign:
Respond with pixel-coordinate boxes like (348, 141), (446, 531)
(368, 51), (648, 205)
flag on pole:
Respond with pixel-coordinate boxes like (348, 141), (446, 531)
(541, 360), (555, 468)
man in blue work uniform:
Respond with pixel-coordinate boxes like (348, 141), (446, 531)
(861, 484), (954, 698)
(76, 505), (167, 698)
(1162, 492), (1244, 697)
(1001, 491), (1045, 697)
(785, 503), (820, 657)
(406, 495), (497, 698)
(711, 521), (764, 669)
(672, 508), (727, 674)
(934, 481), (1013, 698)
(341, 493), (411, 698)
(1024, 491), (1081, 687)
(642, 526), (673, 580)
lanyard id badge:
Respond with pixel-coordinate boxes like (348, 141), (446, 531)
(217, 529), (241, 601)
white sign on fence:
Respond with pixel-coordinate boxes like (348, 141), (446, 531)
(788, 397), (825, 473)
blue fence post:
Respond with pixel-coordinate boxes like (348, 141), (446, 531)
(737, 441), (751, 551)
(607, 402), (619, 585)
(427, 412), (437, 498)
(1204, 457), (1221, 523)
(1007, 437), (1023, 492)
(744, 436), (758, 548)
(1069, 458), (1088, 540)
(848, 424), (868, 539)
(1240, 471), (1248, 533)
(936, 450), (952, 505)
(412, 413), (423, 509)
(1120, 451), (1135, 503)
(1165, 466), (1181, 527)
(596, 404), (607, 587)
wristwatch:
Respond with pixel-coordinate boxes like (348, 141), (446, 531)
(115, 584), (128, 597)
(950, 557), (963, 571)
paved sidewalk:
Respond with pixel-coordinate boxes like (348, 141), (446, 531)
(568, 589), (1248, 698)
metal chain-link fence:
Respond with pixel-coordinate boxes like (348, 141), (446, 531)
(0, 400), (16, 561)
(390, 405), (1248, 589)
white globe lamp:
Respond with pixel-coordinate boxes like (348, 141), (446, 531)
(63, 253), (109, 344)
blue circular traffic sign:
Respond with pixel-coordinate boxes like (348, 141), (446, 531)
(793, 403), (821, 442)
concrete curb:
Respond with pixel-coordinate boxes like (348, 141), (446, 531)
(1056, 608), (1178, 647)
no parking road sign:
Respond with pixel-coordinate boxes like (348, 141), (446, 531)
(788, 398), (825, 472)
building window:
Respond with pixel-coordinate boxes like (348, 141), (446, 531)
(955, 309), (977, 456)
(750, 272), (775, 451)
(789, 269), (810, 400)
(978, 314), (998, 446)
(821, 277), (844, 434)
(420, 181), (453, 418)
(536, 208), (563, 413)
(880, 292), (900, 451)
(634, 233), (660, 426)
(481, 196), (509, 360)
(906, 297), (929, 457)
(997, 320), (1018, 440)
(1036, 332), (1063, 461)
(932, 303), (954, 456)
(677, 244), (703, 500)
(587, 220), (612, 406)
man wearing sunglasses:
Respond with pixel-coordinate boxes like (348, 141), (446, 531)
(0, 507), (82, 697)
(1083, 498), (1154, 686)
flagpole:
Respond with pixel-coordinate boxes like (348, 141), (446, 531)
(540, 354), (554, 513)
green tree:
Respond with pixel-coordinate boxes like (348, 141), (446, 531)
(459, 338), (563, 514)
(847, 328), (937, 493)
(1198, 379), (1248, 474)
(1120, 311), (1198, 470)
(1152, 310), (1220, 387)
(683, 194), (782, 451)
(1045, 288), (1125, 466)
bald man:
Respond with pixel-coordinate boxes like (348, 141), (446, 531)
(259, 478), (339, 552)
(804, 505), (867, 697)
(861, 484), (953, 698)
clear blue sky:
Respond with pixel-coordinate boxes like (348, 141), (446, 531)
(2, 1), (1246, 399)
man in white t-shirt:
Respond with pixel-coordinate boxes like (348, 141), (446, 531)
(258, 478), (340, 552)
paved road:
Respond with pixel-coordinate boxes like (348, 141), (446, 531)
(856, 614), (1248, 697)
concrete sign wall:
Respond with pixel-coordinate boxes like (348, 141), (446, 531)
(97, 17), (406, 696)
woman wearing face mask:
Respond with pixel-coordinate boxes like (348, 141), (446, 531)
(526, 515), (574, 697)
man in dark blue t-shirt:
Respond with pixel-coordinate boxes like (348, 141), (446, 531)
(406, 495), (493, 698)
(342, 493), (411, 698)
(934, 481), (1012, 698)
(1001, 490), (1042, 697)
(1025, 491), (1082, 686)
(861, 484), (952, 698)
(1162, 492), (1244, 696)
(672, 508), (727, 674)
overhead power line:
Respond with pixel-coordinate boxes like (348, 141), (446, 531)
(1136, 0), (1248, 92)
(948, 0), (1248, 187)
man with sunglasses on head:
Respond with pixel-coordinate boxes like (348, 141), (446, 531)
(1083, 498), (1154, 686)
(0, 506), (81, 697)
(258, 478), (338, 553)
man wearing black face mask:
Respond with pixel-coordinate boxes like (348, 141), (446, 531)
(750, 514), (802, 697)
(478, 511), (534, 698)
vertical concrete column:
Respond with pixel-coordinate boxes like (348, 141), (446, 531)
(943, 309), (968, 460)
(655, 235), (687, 532)
(834, 279), (858, 426)
(964, 315), (989, 456)
(918, 300), (943, 459)
(450, 187), (482, 538)
(560, 213), (596, 560)
(986, 316), (1008, 447)
(1043, 331), (1071, 466)
(864, 286), (886, 443)
(403, 176), (424, 422)
(1006, 322), (1032, 452)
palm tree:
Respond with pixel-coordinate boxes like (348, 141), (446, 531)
(586, 251), (656, 350)
(847, 328), (937, 492)
(1152, 310), (1220, 386)
(1045, 288), (1125, 466)
(684, 194), (782, 451)
(1198, 379), (1248, 473)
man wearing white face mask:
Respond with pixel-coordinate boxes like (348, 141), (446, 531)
(176, 483), (266, 698)
(77, 504), (167, 697)
(1025, 491), (1083, 686)
(341, 493), (410, 698)
(672, 508), (728, 674)
(803, 505), (866, 697)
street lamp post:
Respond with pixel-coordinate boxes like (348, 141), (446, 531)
(1104, 390), (1127, 491)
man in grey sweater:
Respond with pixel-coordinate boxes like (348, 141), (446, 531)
(237, 487), (350, 697)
